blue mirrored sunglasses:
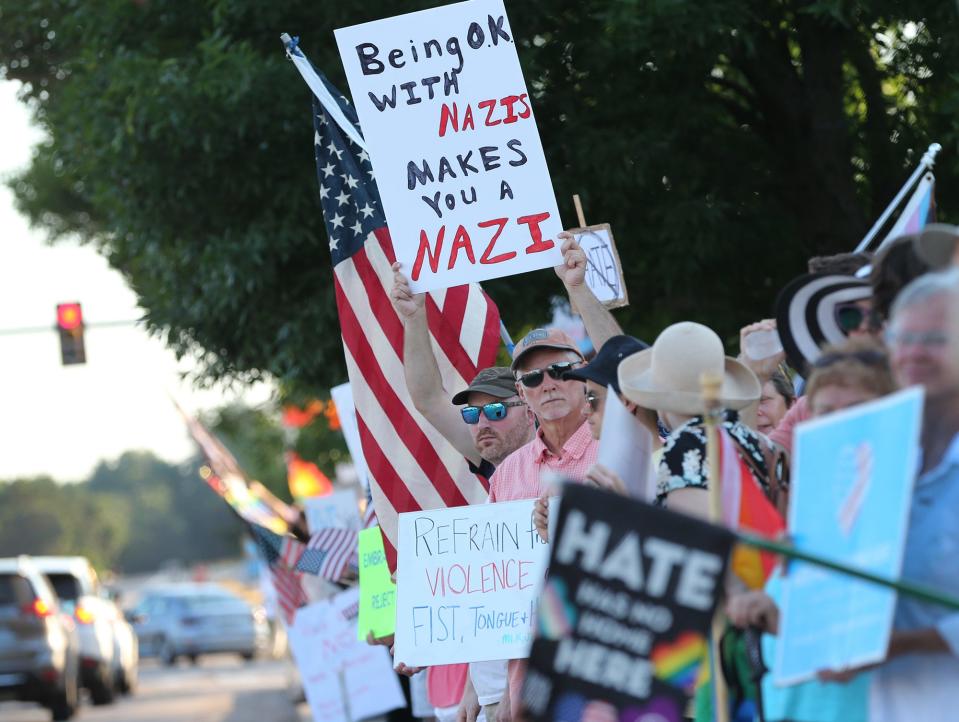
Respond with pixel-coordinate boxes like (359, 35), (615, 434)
(461, 401), (526, 424)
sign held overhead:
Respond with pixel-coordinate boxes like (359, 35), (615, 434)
(335, 0), (564, 293)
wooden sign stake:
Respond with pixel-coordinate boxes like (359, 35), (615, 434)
(572, 194), (587, 228)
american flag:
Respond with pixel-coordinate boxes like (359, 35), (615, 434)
(308, 68), (501, 570)
(253, 524), (308, 625)
(252, 523), (357, 583)
(300, 527), (359, 581)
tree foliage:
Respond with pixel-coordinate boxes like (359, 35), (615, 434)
(202, 400), (348, 502)
(0, 401), (348, 572)
(1, 0), (957, 388)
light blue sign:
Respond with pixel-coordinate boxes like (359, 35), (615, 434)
(774, 387), (924, 684)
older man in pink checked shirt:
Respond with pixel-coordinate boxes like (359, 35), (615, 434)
(488, 231), (623, 720)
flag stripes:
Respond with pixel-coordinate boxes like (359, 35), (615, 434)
(309, 70), (501, 572)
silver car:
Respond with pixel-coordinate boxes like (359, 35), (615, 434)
(130, 584), (269, 665)
(0, 557), (80, 721)
(31, 556), (138, 705)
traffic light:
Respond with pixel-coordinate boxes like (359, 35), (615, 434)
(56, 302), (86, 365)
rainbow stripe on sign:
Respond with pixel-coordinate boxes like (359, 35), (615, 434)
(650, 631), (708, 694)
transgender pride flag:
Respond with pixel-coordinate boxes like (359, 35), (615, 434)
(880, 171), (936, 249)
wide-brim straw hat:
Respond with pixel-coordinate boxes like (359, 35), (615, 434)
(618, 322), (760, 416)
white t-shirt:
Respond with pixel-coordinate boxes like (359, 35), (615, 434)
(469, 659), (508, 706)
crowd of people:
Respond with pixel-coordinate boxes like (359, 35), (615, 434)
(376, 223), (959, 722)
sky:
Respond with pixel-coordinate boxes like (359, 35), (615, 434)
(0, 81), (273, 482)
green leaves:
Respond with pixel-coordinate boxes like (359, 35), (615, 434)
(2, 0), (957, 393)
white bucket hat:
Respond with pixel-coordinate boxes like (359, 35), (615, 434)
(618, 322), (760, 416)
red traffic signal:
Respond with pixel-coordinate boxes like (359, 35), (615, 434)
(56, 302), (86, 365)
(57, 303), (84, 331)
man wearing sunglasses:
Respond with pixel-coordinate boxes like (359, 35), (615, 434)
(391, 265), (536, 722)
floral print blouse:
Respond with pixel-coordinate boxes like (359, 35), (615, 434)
(655, 410), (773, 505)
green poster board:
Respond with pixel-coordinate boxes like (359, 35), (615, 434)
(357, 526), (396, 640)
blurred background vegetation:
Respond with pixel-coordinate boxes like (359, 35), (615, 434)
(0, 401), (347, 572)
(1, 0), (956, 392)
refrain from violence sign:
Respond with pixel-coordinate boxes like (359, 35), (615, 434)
(335, 0), (564, 293)
(392, 498), (549, 666)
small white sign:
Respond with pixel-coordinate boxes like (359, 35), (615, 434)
(393, 498), (549, 666)
(335, 0), (564, 293)
(330, 382), (370, 490)
(289, 588), (404, 722)
(597, 385), (655, 500)
(304, 489), (361, 533)
(571, 224), (629, 308)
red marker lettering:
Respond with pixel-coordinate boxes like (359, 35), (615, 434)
(518, 212), (554, 254)
(478, 217), (514, 264)
(411, 226), (445, 281)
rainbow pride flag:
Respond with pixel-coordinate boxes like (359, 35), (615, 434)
(719, 428), (785, 589)
(651, 631), (709, 695)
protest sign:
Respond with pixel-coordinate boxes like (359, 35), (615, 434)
(335, 0), (564, 293)
(774, 387), (923, 684)
(597, 386), (655, 500)
(304, 488), (361, 533)
(570, 224), (629, 308)
(289, 588), (404, 722)
(358, 526), (396, 640)
(393, 498), (549, 666)
(522, 484), (734, 722)
(330, 383), (370, 490)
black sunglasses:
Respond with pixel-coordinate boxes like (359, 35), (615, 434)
(516, 361), (578, 389)
(461, 401), (526, 424)
(835, 304), (878, 333)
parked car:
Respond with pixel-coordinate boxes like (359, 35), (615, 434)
(31, 556), (138, 704)
(0, 556), (80, 721)
(130, 584), (269, 665)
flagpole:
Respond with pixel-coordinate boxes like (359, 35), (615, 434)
(280, 33), (369, 152)
(736, 531), (959, 612)
(701, 372), (730, 722)
(854, 142), (942, 253)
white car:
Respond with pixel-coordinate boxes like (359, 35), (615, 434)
(30, 557), (137, 705)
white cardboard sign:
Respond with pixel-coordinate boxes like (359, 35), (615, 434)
(335, 0), (564, 293)
(596, 386), (655, 500)
(571, 224), (629, 308)
(393, 498), (550, 666)
(289, 588), (405, 722)
(304, 489), (361, 533)
(330, 382), (370, 491)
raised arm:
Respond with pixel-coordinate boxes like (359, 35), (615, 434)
(555, 231), (623, 351)
(389, 262), (482, 466)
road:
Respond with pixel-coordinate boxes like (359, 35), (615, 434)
(0, 655), (311, 722)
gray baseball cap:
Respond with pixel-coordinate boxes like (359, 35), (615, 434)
(451, 367), (518, 405)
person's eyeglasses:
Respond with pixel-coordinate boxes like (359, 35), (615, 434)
(460, 401), (526, 425)
(813, 349), (889, 369)
(516, 361), (578, 389)
(884, 330), (949, 349)
(584, 390), (601, 413)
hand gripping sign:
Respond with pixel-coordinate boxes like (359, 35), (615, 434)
(335, 0), (564, 293)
